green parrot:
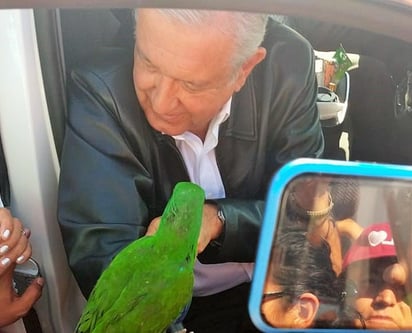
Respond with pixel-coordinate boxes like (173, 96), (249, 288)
(76, 182), (205, 333)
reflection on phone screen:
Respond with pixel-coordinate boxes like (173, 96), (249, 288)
(251, 159), (412, 331)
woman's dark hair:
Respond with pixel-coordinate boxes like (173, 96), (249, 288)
(269, 230), (341, 327)
(270, 231), (338, 300)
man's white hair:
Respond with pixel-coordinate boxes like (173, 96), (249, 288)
(135, 9), (268, 70)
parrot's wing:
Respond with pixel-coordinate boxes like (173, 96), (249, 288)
(76, 235), (157, 333)
(92, 256), (194, 333)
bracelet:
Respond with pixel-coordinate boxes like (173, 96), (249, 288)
(289, 192), (334, 219)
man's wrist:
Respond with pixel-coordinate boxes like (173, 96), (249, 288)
(288, 191), (334, 222)
(205, 200), (226, 248)
(217, 208), (226, 227)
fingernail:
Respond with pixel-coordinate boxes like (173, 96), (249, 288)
(0, 245), (9, 255)
(2, 229), (10, 240)
(1, 257), (10, 266)
(16, 255), (25, 264)
(35, 277), (45, 287)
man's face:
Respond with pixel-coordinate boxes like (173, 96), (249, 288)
(346, 257), (412, 329)
(133, 9), (245, 139)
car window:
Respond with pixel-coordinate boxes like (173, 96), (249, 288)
(0, 2), (411, 333)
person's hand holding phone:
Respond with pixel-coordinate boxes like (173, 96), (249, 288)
(0, 208), (44, 328)
(0, 260), (44, 327)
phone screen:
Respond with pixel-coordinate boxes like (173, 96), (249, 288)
(13, 257), (41, 296)
(250, 158), (412, 332)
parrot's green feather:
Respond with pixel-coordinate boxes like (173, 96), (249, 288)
(76, 182), (205, 333)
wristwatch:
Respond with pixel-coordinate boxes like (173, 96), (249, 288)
(217, 208), (226, 226)
(210, 207), (225, 249)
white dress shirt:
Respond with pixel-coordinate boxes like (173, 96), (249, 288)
(173, 98), (254, 296)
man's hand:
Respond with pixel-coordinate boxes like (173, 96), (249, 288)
(145, 217), (161, 237)
(0, 263), (44, 328)
(145, 203), (224, 254)
(196, 203), (223, 253)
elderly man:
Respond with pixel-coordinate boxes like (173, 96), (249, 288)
(58, 9), (323, 332)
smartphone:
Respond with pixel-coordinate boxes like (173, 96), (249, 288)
(13, 257), (41, 296)
(249, 158), (412, 332)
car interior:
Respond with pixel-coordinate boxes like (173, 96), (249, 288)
(35, 8), (412, 164)
(1, 3), (412, 332)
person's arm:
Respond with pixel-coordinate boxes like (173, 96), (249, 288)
(268, 29), (323, 164)
(197, 199), (264, 263)
(336, 218), (363, 240)
(0, 263), (43, 328)
(58, 70), (153, 298)
(200, 22), (323, 264)
(58, 49), (193, 298)
(286, 175), (346, 275)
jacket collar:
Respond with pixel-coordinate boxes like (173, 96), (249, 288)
(221, 74), (258, 141)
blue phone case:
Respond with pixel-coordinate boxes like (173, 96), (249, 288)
(249, 158), (412, 333)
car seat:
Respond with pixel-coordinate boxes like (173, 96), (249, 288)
(286, 15), (412, 165)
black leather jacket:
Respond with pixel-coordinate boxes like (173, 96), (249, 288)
(58, 18), (324, 297)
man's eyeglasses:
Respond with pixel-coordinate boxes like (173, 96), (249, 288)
(262, 291), (286, 301)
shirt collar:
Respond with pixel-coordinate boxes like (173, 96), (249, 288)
(173, 97), (232, 143)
